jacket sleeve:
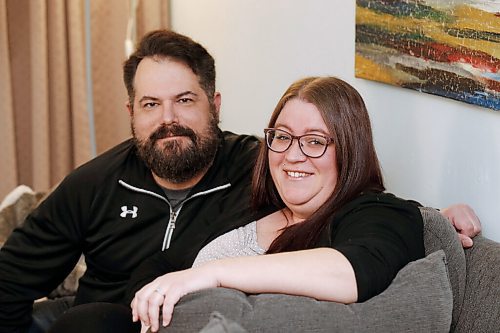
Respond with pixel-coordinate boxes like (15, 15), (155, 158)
(0, 177), (86, 332)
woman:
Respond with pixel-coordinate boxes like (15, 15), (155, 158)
(131, 76), (425, 332)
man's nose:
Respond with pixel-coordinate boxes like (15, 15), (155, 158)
(161, 104), (178, 124)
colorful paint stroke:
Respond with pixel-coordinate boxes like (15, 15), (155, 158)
(355, 0), (500, 111)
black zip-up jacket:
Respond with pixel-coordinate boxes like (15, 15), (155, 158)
(0, 131), (269, 332)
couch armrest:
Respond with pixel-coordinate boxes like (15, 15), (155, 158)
(453, 235), (500, 333)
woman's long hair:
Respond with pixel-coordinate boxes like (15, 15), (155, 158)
(252, 77), (385, 253)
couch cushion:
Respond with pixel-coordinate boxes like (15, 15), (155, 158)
(198, 312), (248, 333)
(0, 185), (86, 298)
(0, 185), (45, 245)
(420, 206), (466, 330)
(160, 250), (452, 333)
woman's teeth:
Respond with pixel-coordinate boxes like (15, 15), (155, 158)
(287, 171), (307, 178)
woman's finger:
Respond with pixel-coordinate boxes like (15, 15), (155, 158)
(130, 297), (138, 322)
(148, 288), (166, 332)
(135, 288), (155, 326)
(161, 290), (183, 327)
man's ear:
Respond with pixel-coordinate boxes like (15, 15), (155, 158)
(126, 101), (133, 117)
(213, 92), (221, 116)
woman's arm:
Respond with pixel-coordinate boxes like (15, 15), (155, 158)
(131, 247), (356, 332)
(211, 247), (356, 300)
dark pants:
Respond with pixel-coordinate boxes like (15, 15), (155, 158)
(47, 303), (140, 333)
(29, 297), (74, 333)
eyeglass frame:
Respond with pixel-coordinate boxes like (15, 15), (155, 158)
(263, 128), (334, 158)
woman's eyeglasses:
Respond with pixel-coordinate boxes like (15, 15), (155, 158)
(264, 128), (333, 158)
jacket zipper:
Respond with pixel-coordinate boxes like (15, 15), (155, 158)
(119, 180), (231, 251)
(163, 209), (177, 250)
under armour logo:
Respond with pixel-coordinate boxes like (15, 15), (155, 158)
(120, 206), (138, 218)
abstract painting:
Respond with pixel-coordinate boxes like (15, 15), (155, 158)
(355, 0), (500, 111)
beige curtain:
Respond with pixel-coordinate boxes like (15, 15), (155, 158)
(0, 0), (170, 199)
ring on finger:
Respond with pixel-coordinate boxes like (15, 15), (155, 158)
(154, 288), (165, 296)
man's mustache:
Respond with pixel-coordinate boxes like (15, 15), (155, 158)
(149, 124), (197, 144)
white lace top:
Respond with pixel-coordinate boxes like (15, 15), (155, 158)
(192, 221), (265, 267)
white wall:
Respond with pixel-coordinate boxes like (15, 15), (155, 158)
(171, 0), (500, 242)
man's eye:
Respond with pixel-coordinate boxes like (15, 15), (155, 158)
(142, 102), (159, 109)
(178, 98), (193, 104)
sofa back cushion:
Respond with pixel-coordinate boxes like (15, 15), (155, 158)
(420, 207), (466, 330)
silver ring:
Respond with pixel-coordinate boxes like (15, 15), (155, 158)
(154, 289), (164, 296)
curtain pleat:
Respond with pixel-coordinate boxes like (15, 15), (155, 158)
(30, 0), (51, 190)
(137, 0), (171, 37)
(47, 0), (73, 183)
(67, 0), (92, 167)
(1, 0), (170, 199)
(6, 0), (34, 189)
(90, 0), (132, 154)
(0, 0), (18, 198)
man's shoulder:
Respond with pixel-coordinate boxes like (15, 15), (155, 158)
(221, 131), (260, 145)
(220, 131), (261, 161)
(65, 139), (139, 185)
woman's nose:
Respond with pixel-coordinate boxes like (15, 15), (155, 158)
(284, 139), (307, 162)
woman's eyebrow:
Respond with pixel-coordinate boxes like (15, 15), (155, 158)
(274, 124), (330, 135)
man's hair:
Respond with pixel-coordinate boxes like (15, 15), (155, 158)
(252, 76), (385, 253)
(123, 29), (216, 105)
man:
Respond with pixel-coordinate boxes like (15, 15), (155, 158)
(0, 30), (480, 333)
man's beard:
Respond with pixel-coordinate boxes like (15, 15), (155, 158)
(132, 114), (220, 184)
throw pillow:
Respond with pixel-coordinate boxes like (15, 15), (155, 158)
(157, 250), (453, 333)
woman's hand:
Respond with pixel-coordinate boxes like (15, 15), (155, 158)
(441, 203), (481, 248)
(131, 266), (219, 332)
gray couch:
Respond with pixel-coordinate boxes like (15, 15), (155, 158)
(156, 207), (500, 333)
(1, 188), (498, 332)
